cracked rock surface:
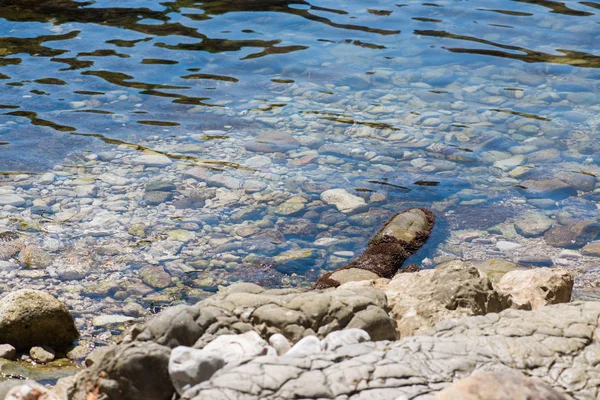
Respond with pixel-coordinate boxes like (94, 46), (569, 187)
(181, 301), (600, 400)
(127, 282), (397, 349)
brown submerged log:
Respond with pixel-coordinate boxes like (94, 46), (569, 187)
(314, 207), (435, 289)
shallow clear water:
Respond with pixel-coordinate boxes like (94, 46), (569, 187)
(1, 0), (600, 345)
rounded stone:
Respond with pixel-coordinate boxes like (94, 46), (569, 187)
(0, 290), (79, 350)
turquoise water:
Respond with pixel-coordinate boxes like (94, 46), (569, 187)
(0, 0), (600, 333)
(1, 0), (598, 171)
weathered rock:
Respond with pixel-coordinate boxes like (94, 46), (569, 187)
(169, 346), (226, 394)
(29, 346), (55, 363)
(0, 290), (79, 350)
(140, 265), (172, 289)
(180, 302), (600, 400)
(67, 342), (173, 400)
(321, 328), (370, 352)
(315, 208), (435, 288)
(203, 331), (275, 359)
(544, 219), (600, 249)
(143, 191), (173, 205)
(368, 260), (504, 337)
(496, 268), (573, 310)
(434, 371), (569, 400)
(514, 212), (554, 237)
(320, 189), (367, 214)
(129, 282), (396, 348)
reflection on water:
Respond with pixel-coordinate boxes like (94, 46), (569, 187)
(1, 0), (600, 341)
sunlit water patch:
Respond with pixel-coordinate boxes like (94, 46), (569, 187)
(1, 0), (600, 350)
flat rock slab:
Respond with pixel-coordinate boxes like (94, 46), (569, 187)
(244, 131), (300, 153)
(320, 189), (367, 214)
(131, 154), (172, 167)
(181, 302), (600, 400)
(0, 194), (25, 207)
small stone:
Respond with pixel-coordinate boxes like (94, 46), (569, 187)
(140, 265), (172, 289)
(129, 222), (149, 237)
(131, 154), (172, 167)
(0, 194), (25, 207)
(520, 179), (577, 201)
(582, 242), (600, 257)
(19, 246), (52, 269)
(320, 189), (368, 214)
(544, 220), (600, 249)
(493, 155), (525, 171)
(0, 344), (16, 360)
(244, 131), (300, 153)
(30, 345), (55, 363)
(514, 212), (553, 237)
(245, 155), (272, 168)
(167, 230), (196, 242)
(143, 191), (173, 205)
(146, 181), (176, 192)
(169, 346), (226, 395)
(5, 384), (61, 400)
(496, 240), (522, 251)
(517, 255), (553, 267)
(558, 249), (582, 259)
(92, 314), (135, 328)
(273, 196), (307, 216)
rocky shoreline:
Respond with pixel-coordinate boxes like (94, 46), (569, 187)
(0, 208), (594, 399)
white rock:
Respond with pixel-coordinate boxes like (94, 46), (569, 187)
(246, 155), (272, 168)
(39, 173), (56, 184)
(0, 194), (25, 207)
(99, 173), (129, 186)
(314, 237), (339, 247)
(169, 346), (226, 394)
(320, 189), (367, 214)
(285, 336), (321, 357)
(496, 240), (522, 251)
(0, 261), (17, 271)
(558, 250), (582, 259)
(5, 384), (60, 400)
(131, 154), (172, 167)
(321, 329), (370, 352)
(493, 155), (525, 171)
(203, 331), (275, 360)
(92, 314), (135, 327)
(268, 333), (291, 355)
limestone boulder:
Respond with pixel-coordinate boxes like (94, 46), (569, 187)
(363, 260), (504, 337)
(180, 302), (600, 400)
(496, 268), (573, 310)
(0, 290), (79, 350)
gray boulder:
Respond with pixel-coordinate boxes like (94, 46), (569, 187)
(0, 289), (79, 350)
(496, 268), (573, 310)
(181, 302), (600, 399)
(66, 342), (173, 400)
(129, 282), (396, 348)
